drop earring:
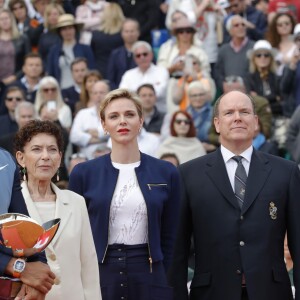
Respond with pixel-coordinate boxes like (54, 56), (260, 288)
(22, 167), (27, 181)
(56, 169), (60, 182)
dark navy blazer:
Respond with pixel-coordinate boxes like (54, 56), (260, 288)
(46, 42), (95, 84)
(69, 152), (181, 270)
(169, 148), (300, 300)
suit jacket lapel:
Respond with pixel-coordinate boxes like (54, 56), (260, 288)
(49, 183), (71, 246)
(206, 149), (239, 210)
(242, 150), (271, 214)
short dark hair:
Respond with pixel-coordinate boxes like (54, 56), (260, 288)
(137, 83), (156, 94)
(160, 152), (180, 165)
(24, 52), (42, 64)
(9, 0), (27, 12)
(5, 85), (26, 100)
(71, 57), (88, 71)
(14, 120), (64, 153)
(170, 110), (196, 137)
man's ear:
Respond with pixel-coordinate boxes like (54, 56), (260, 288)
(214, 117), (220, 133)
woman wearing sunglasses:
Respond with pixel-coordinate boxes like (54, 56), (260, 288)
(157, 17), (210, 112)
(248, 40), (281, 116)
(266, 12), (296, 76)
(157, 110), (206, 164)
(34, 76), (72, 130)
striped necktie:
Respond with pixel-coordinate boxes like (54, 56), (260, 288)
(232, 156), (247, 209)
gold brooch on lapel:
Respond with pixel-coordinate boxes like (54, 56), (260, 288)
(269, 202), (277, 220)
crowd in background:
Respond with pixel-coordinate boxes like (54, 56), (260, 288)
(0, 0), (300, 297)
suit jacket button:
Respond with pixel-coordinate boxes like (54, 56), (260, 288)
(236, 269), (242, 275)
(240, 241), (245, 246)
(240, 215), (244, 220)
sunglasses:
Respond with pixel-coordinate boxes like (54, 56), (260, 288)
(43, 87), (57, 93)
(276, 21), (291, 27)
(6, 96), (22, 102)
(176, 28), (194, 34)
(255, 53), (271, 58)
(233, 23), (246, 28)
(174, 119), (191, 125)
(135, 52), (149, 59)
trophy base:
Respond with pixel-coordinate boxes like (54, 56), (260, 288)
(0, 278), (22, 300)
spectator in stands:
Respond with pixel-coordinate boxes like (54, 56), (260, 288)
(248, 40), (282, 115)
(30, 0), (48, 23)
(75, 0), (108, 44)
(137, 83), (165, 135)
(266, 12), (296, 76)
(159, 152), (180, 166)
(286, 106), (300, 165)
(47, 14), (95, 89)
(38, 2), (64, 65)
(0, 8), (30, 85)
(0, 86), (25, 136)
(34, 76), (72, 130)
(280, 23), (300, 116)
(227, 0), (267, 41)
(186, 80), (214, 150)
(68, 152), (87, 175)
(0, 101), (36, 154)
(107, 18), (139, 89)
(252, 0), (269, 16)
(157, 110), (206, 163)
(9, 0), (42, 49)
(27, 0), (48, 50)
(158, 17), (210, 78)
(61, 57), (88, 115)
(165, 0), (223, 76)
(172, 53), (215, 112)
(15, 52), (43, 103)
(62, 57), (88, 115)
(106, 0), (160, 43)
(70, 80), (110, 160)
(215, 15), (255, 93)
(119, 41), (169, 113)
(75, 69), (102, 114)
(91, 2), (124, 79)
(253, 117), (279, 155)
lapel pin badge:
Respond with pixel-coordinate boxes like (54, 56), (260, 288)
(269, 202), (277, 220)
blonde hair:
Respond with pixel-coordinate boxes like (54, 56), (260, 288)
(34, 76), (66, 113)
(43, 3), (65, 30)
(249, 50), (276, 74)
(99, 3), (125, 34)
(99, 88), (143, 121)
(0, 9), (20, 39)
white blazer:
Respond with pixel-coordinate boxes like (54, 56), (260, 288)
(21, 182), (102, 300)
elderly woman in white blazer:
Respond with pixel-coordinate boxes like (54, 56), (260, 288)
(15, 119), (101, 300)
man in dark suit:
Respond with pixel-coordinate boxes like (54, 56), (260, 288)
(106, 18), (139, 89)
(62, 57), (88, 115)
(169, 90), (300, 300)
